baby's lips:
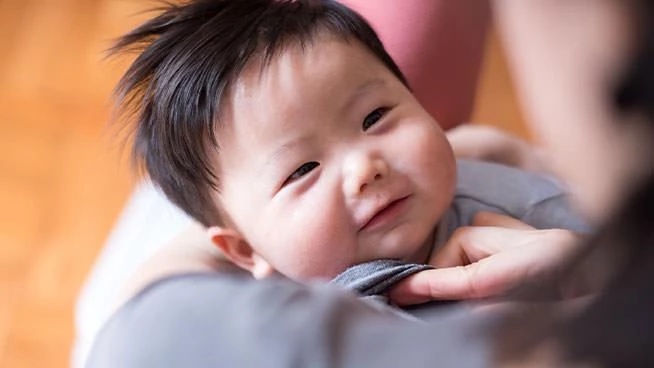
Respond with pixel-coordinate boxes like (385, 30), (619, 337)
(357, 194), (410, 231)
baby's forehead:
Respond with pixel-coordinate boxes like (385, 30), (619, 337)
(239, 35), (366, 83)
(233, 37), (388, 101)
(219, 36), (404, 141)
(226, 43), (365, 125)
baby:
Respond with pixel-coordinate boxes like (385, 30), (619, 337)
(112, 0), (585, 291)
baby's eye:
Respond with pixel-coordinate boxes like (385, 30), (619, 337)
(362, 107), (388, 131)
(282, 161), (319, 186)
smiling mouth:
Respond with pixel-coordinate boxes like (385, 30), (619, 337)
(360, 195), (410, 232)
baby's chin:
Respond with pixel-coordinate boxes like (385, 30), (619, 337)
(272, 260), (359, 282)
(373, 227), (435, 263)
(269, 232), (436, 282)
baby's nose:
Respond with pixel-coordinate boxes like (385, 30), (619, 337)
(343, 152), (389, 197)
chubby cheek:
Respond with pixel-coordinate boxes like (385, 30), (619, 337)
(396, 118), (456, 205)
(253, 186), (356, 280)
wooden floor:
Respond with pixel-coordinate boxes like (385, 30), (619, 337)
(0, 1), (525, 367)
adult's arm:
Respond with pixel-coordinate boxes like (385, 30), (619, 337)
(340, 0), (491, 129)
(88, 273), (491, 368)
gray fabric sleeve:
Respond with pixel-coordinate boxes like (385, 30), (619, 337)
(86, 273), (491, 368)
(331, 259), (433, 296)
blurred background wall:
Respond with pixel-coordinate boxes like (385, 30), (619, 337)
(0, 0), (525, 366)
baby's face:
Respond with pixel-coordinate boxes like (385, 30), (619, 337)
(215, 36), (456, 280)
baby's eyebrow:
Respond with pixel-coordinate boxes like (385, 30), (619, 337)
(341, 77), (386, 113)
(261, 136), (312, 171)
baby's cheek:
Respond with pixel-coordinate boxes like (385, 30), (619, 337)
(272, 188), (355, 279)
(399, 120), (453, 170)
(404, 122), (456, 205)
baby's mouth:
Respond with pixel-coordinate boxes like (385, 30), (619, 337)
(360, 195), (411, 232)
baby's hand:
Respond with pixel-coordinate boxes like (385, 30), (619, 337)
(388, 212), (582, 306)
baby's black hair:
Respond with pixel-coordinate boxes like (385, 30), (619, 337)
(111, 0), (408, 226)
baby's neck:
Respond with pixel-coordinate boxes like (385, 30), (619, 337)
(405, 225), (438, 265)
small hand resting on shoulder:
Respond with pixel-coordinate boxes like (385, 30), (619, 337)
(388, 212), (587, 306)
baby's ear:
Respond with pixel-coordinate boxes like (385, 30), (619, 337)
(207, 226), (274, 279)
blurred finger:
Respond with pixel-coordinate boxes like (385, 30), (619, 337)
(472, 211), (535, 230)
(389, 258), (515, 304)
(389, 266), (479, 305)
(429, 225), (536, 267)
(393, 243), (543, 305)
